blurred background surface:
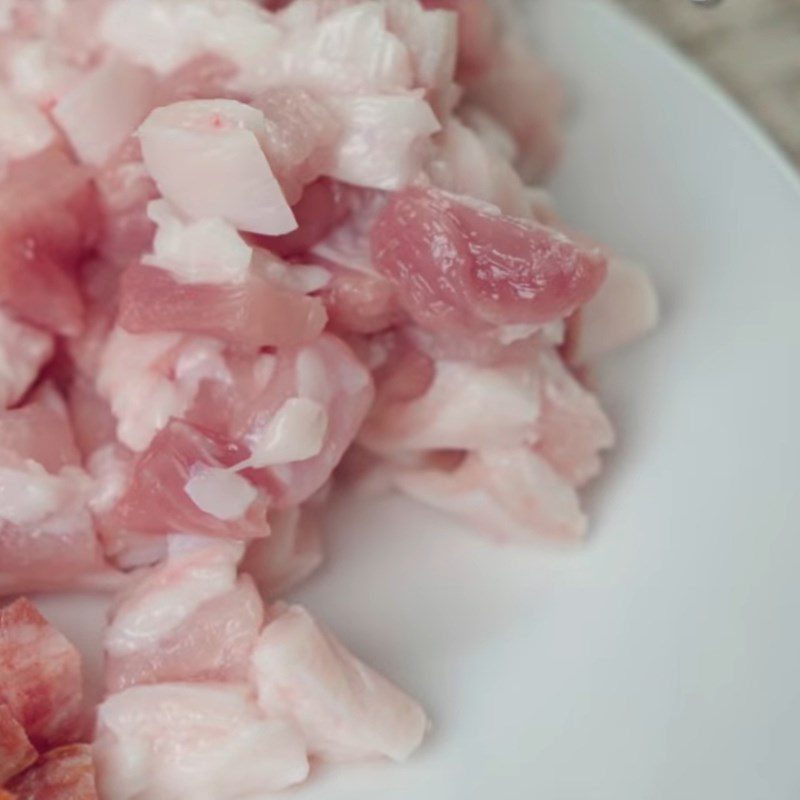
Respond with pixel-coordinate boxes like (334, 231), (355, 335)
(617, 0), (800, 163)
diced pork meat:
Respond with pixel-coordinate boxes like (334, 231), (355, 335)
(0, 702), (37, 785)
(427, 117), (530, 217)
(371, 187), (607, 333)
(105, 536), (263, 692)
(395, 447), (587, 542)
(0, 384), (81, 473)
(93, 683), (309, 800)
(94, 138), (158, 265)
(118, 264), (327, 349)
(252, 177), (349, 258)
(242, 506), (323, 597)
(0, 88), (56, 173)
(251, 87), (340, 205)
(53, 58), (156, 167)
(107, 420), (269, 540)
(0, 599), (84, 749)
(535, 346), (615, 486)
(6, 744), (98, 800)
(137, 100), (296, 236)
(251, 604), (428, 762)
(96, 327), (229, 452)
(324, 93), (440, 190)
(565, 258), (659, 365)
(466, 39), (566, 182)
(420, 0), (497, 82)
(0, 309), (53, 409)
(320, 264), (402, 334)
(0, 148), (95, 336)
(0, 389), (118, 595)
(0, 2), (659, 794)
(361, 353), (541, 454)
(384, 0), (457, 115)
(263, 2), (413, 95)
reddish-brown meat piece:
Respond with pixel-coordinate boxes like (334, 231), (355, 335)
(0, 600), (84, 750)
(0, 702), (37, 784)
(7, 745), (98, 800)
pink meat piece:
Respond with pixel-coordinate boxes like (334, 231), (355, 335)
(0, 599), (85, 750)
(467, 39), (566, 182)
(251, 604), (428, 762)
(137, 99), (297, 236)
(242, 506), (323, 598)
(321, 264), (402, 335)
(118, 263), (327, 349)
(108, 419), (269, 541)
(6, 744), (98, 800)
(86, 443), (167, 572)
(66, 375), (118, 458)
(94, 138), (158, 265)
(252, 177), (349, 258)
(0, 701), (37, 785)
(251, 87), (340, 205)
(0, 384), (81, 473)
(535, 346), (615, 487)
(311, 183), (388, 273)
(371, 186), (607, 333)
(395, 446), (587, 542)
(105, 537), (263, 692)
(93, 683), (309, 800)
(565, 258), (659, 365)
(0, 309), (53, 409)
(67, 258), (123, 380)
(189, 335), (374, 508)
(420, 0), (498, 82)
(0, 148), (96, 336)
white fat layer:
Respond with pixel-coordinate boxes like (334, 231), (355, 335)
(326, 92), (440, 190)
(295, 348), (330, 402)
(0, 309), (53, 408)
(184, 468), (258, 521)
(0, 88), (56, 163)
(137, 99), (296, 235)
(94, 684), (309, 799)
(144, 200), (253, 284)
(53, 58), (155, 166)
(257, 256), (330, 294)
(245, 398), (328, 468)
(100, 0), (282, 76)
(7, 41), (80, 106)
(257, 3), (413, 97)
(87, 445), (131, 514)
(0, 463), (63, 525)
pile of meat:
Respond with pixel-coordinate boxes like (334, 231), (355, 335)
(0, 0), (658, 797)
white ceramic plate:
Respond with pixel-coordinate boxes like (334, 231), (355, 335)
(39, 1), (800, 797)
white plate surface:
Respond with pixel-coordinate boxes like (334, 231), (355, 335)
(39, 1), (800, 797)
